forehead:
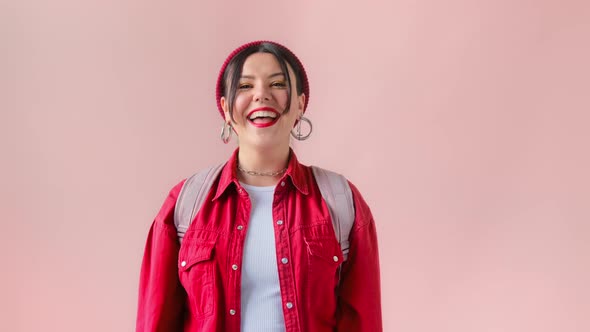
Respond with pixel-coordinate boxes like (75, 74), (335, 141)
(241, 52), (295, 79)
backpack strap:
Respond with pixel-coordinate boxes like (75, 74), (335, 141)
(174, 163), (225, 243)
(311, 166), (355, 261)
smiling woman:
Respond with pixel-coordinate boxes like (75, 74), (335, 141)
(220, 51), (304, 167)
(136, 41), (382, 332)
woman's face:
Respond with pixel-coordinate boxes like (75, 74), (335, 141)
(221, 52), (305, 150)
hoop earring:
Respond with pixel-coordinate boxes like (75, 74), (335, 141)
(291, 116), (312, 141)
(220, 122), (233, 144)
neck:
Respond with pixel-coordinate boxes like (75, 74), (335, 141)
(237, 145), (290, 187)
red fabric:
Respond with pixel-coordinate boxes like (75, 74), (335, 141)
(136, 150), (382, 332)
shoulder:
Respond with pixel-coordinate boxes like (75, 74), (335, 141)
(169, 179), (187, 199)
(153, 163), (224, 228)
(153, 179), (186, 227)
(346, 180), (374, 228)
(174, 162), (226, 198)
(311, 166), (374, 228)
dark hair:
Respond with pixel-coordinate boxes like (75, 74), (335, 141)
(221, 42), (305, 122)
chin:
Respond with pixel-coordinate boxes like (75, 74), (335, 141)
(243, 136), (288, 150)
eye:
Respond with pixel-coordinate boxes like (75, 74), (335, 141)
(271, 81), (287, 88)
(238, 83), (252, 90)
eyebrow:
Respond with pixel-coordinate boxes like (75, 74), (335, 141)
(240, 72), (285, 79)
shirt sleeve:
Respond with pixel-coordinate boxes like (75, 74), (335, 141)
(136, 181), (186, 332)
(336, 181), (383, 332)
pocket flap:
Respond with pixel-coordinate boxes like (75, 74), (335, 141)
(179, 242), (215, 271)
(306, 239), (343, 264)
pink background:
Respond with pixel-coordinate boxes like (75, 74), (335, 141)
(2, 0), (589, 331)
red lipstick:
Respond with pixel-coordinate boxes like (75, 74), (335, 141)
(247, 107), (280, 128)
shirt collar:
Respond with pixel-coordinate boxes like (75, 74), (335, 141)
(213, 148), (309, 201)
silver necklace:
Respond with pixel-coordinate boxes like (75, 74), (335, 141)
(237, 163), (287, 177)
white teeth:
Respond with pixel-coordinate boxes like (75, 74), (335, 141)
(248, 110), (277, 120)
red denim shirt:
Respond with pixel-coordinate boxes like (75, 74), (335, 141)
(136, 150), (382, 331)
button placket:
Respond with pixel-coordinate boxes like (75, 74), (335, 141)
(272, 196), (300, 330)
(228, 195), (249, 324)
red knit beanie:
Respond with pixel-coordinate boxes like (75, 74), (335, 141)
(215, 40), (310, 119)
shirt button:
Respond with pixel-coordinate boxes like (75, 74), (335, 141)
(229, 309), (236, 315)
(237, 225), (244, 230)
(333, 256), (339, 262)
(232, 264), (238, 270)
(180, 261), (187, 267)
(281, 257), (288, 264)
(276, 220), (283, 225)
(286, 302), (293, 309)
(281, 181), (285, 187)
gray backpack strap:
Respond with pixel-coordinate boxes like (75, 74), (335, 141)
(311, 166), (355, 261)
(174, 163), (225, 243)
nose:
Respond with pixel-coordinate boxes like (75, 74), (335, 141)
(253, 85), (271, 103)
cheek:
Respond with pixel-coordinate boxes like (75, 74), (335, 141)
(273, 91), (290, 109)
(233, 94), (250, 119)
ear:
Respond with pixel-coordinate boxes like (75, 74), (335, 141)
(220, 96), (231, 123)
(297, 93), (306, 118)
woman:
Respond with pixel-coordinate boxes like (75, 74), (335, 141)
(137, 41), (382, 332)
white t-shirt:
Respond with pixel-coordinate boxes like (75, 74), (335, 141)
(240, 182), (285, 332)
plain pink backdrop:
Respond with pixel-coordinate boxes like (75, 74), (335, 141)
(2, 0), (589, 331)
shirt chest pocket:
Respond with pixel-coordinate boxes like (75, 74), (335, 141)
(178, 242), (216, 318)
(304, 236), (344, 317)
(305, 237), (344, 278)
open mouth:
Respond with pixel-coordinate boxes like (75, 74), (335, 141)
(247, 107), (280, 128)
